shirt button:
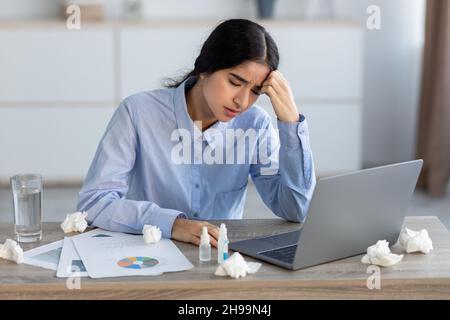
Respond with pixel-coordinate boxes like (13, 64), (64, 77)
(195, 184), (199, 189)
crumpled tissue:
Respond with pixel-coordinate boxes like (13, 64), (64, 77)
(361, 240), (403, 267)
(214, 252), (262, 279)
(398, 228), (433, 254)
(0, 239), (24, 264)
(60, 211), (88, 233)
(143, 225), (162, 244)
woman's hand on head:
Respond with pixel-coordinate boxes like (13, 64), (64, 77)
(171, 218), (220, 248)
(260, 70), (300, 123)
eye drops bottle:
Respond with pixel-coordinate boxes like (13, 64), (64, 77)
(217, 223), (229, 264)
(199, 226), (211, 262)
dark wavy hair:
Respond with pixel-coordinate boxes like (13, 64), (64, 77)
(163, 19), (279, 88)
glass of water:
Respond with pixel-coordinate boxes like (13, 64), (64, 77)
(10, 174), (43, 243)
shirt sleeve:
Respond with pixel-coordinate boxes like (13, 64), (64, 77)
(249, 114), (316, 223)
(76, 98), (187, 238)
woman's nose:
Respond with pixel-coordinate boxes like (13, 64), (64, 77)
(233, 99), (242, 110)
(234, 91), (249, 110)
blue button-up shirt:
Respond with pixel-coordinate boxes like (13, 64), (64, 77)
(77, 76), (316, 238)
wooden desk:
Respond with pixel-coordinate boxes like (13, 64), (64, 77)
(0, 217), (449, 299)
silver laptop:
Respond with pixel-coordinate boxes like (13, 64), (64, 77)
(229, 160), (423, 270)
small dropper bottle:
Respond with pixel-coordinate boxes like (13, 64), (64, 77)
(217, 223), (229, 264)
(199, 226), (211, 262)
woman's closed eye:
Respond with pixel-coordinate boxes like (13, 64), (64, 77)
(229, 79), (260, 96)
(252, 89), (261, 96)
(229, 79), (240, 87)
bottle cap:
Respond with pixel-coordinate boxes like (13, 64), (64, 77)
(219, 223), (228, 240)
(200, 226), (210, 245)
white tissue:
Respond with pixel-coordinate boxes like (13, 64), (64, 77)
(214, 252), (262, 279)
(60, 211), (88, 233)
(143, 225), (162, 244)
(399, 228), (433, 254)
(0, 239), (24, 264)
(361, 240), (403, 267)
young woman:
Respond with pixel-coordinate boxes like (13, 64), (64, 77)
(77, 19), (316, 248)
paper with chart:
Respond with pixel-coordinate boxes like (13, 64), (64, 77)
(72, 229), (194, 278)
(57, 229), (119, 278)
(56, 236), (89, 278)
(23, 240), (63, 271)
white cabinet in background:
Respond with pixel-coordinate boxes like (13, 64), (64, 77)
(269, 26), (363, 100)
(0, 28), (115, 102)
(0, 106), (115, 181)
(119, 26), (211, 99)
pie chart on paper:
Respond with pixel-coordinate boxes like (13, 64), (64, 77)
(117, 256), (159, 269)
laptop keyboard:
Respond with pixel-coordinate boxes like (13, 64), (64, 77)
(259, 244), (298, 264)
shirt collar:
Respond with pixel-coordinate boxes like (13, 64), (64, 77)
(172, 76), (231, 148)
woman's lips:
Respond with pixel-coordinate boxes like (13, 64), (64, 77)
(224, 106), (239, 117)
